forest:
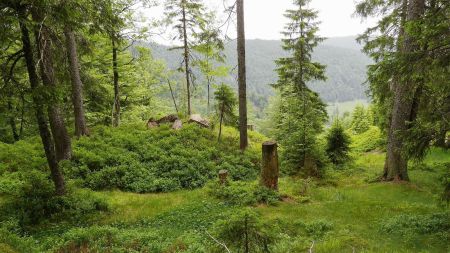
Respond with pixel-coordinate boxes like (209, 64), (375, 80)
(0, 0), (449, 252)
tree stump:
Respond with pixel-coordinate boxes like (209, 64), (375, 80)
(260, 141), (279, 190)
(218, 170), (229, 185)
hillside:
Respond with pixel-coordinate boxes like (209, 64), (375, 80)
(146, 36), (372, 112)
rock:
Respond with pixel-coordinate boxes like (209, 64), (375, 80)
(172, 119), (182, 130)
(147, 118), (159, 129)
(188, 114), (210, 128)
(157, 114), (179, 124)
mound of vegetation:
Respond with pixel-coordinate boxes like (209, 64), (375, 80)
(0, 123), (263, 194)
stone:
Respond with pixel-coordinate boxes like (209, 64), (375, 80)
(189, 114), (210, 128)
(172, 119), (183, 130)
(147, 118), (159, 129)
(157, 114), (179, 124)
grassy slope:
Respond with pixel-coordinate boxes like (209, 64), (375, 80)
(1, 127), (449, 252)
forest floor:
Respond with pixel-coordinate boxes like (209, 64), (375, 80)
(1, 126), (449, 252)
(31, 149), (450, 252)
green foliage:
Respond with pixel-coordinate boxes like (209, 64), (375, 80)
(211, 209), (276, 253)
(380, 213), (450, 237)
(350, 104), (371, 134)
(0, 170), (108, 226)
(326, 122), (351, 165)
(351, 126), (384, 153)
(63, 124), (259, 192)
(273, 0), (328, 176)
(214, 84), (238, 137)
(207, 181), (281, 206)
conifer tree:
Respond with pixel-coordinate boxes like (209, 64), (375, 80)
(274, 0), (327, 176)
(165, 0), (209, 115)
(214, 84), (237, 142)
(356, 0), (449, 180)
(326, 121), (351, 165)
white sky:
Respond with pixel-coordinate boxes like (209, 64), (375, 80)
(144, 0), (377, 44)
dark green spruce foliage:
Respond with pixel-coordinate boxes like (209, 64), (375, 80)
(274, 0), (327, 176)
(326, 122), (351, 165)
(214, 84), (237, 141)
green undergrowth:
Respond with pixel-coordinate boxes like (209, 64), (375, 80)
(0, 123), (265, 193)
(0, 125), (449, 252)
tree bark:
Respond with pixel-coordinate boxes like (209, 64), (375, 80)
(167, 79), (178, 113)
(19, 10), (65, 195)
(33, 13), (72, 161)
(1, 64), (20, 142)
(181, 0), (191, 115)
(383, 0), (408, 178)
(384, 0), (425, 181)
(64, 26), (89, 137)
(112, 38), (120, 127)
(237, 0), (248, 150)
(218, 102), (225, 142)
(260, 141), (279, 190)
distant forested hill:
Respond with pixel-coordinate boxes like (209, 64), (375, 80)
(145, 36), (371, 113)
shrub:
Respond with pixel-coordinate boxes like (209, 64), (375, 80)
(326, 122), (351, 165)
(211, 209), (277, 253)
(0, 171), (108, 226)
(62, 124), (260, 193)
(351, 126), (385, 153)
(207, 181), (281, 206)
(380, 213), (450, 236)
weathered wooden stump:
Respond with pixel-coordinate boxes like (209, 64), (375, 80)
(260, 141), (279, 190)
(218, 169), (229, 185)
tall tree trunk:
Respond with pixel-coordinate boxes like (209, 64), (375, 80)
(237, 0), (248, 150)
(383, 0), (408, 177)
(64, 26), (89, 137)
(19, 10), (65, 195)
(112, 38), (120, 127)
(218, 102), (224, 142)
(384, 0), (425, 181)
(181, 0), (191, 115)
(33, 14), (72, 161)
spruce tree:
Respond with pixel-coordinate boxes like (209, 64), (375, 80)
(326, 121), (351, 165)
(274, 0), (327, 176)
(214, 84), (237, 142)
(165, 0), (211, 115)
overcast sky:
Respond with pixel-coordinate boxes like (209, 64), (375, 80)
(145, 0), (377, 44)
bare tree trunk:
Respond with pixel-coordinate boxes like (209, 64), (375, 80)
(218, 102), (225, 142)
(181, 0), (191, 115)
(33, 13), (72, 161)
(112, 38), (120, 127)
(19, 10), (65, 195)
(167, 79), (179, 113)
(237, 0), (248, 150)
(384, 0), (425, 181)
(64, 26), (89, 137)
